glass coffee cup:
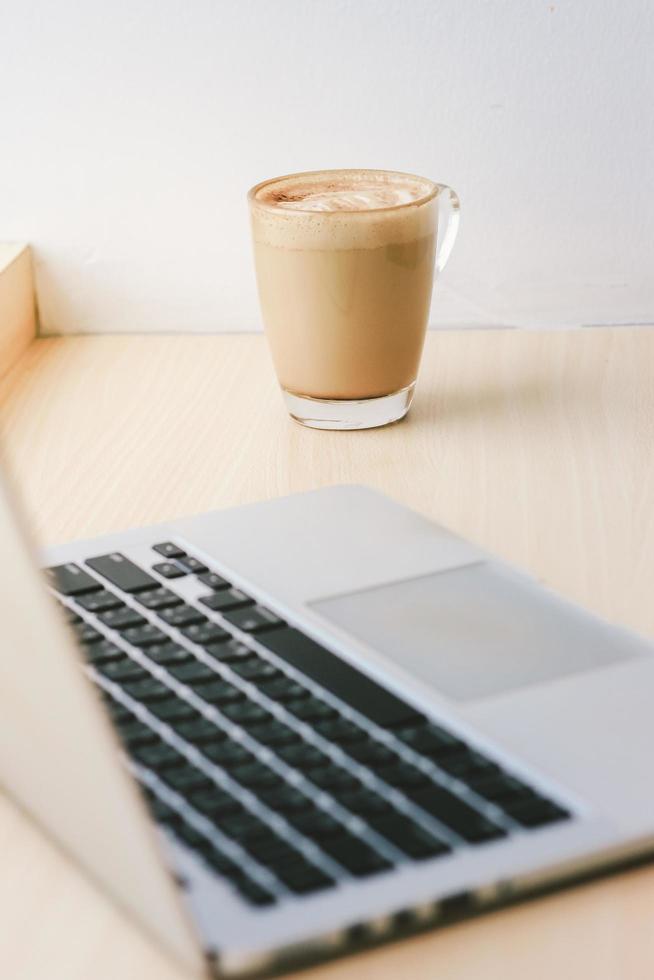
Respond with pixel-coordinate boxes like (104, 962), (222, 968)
(248, 169), (459, 430)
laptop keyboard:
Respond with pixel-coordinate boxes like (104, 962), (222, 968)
(47, 545), (570, 910)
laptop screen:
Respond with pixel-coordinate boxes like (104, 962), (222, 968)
(0, 461), (203, 973)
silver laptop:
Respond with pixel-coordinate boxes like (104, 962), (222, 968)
(2, 465), (654, 978)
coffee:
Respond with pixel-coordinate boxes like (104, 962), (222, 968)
(248, 170), (457, 429)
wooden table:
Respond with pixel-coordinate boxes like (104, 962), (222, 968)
(1, 328), (653, 980)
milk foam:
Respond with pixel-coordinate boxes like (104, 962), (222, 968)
(250, 169), (438, 250)
(273, 185), (422, 213)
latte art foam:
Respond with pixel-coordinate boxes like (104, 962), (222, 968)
(274, 185), (422, 212)
(250, 169), (437, 251)
(255, 169), (434, 215)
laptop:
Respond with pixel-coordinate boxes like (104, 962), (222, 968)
(2, 465), (654, 978)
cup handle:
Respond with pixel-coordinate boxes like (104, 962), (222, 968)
(434, 184), (460, 274)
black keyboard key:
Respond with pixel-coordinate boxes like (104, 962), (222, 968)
(161, 766), (214, 795)
(103, 697), (134, 726)
(438, 751), (500, 780)
(46, 563), (102, 596)
(232, 877), (276, 907)
(167, 660), (218, 684)
(467, 773), (537, 806)
(175, 718), (224, 745)
(320, 836), (392, 877)
(98, 607), (146, 631)
(142, 643), (193, 667)
(198, 571), (231, 591)
(114, 701), (142, 737)
(247, 720), (301, 748)
(506, 798), (569, 828)
(222, 606), (285, 634)
(257, 677), (309, 703)
(260, 628), (424, 729)
(200, 589), (254, 613)
(84, 640), (126, 665)
(178, 556), (209, 574)
(307, 767), (360, 792)
(205, 639), (253, 662)
(230, 763), (283, 790)
(117, 720), (159, 748)
(286, 698), (337, 723)
(220, 701), (271, 727)
(337, 789), (391, 816)
(175, 724), (226, 748)
(368, 814), (451, 860)
(203, 847), (242, 877)
(202, 741), (252, 768)
(173, 821), (211, 854)
(133, 742), (185, 771)
(396, 722), (467, 758)
(153, 542), (186, 559)
(345, 739), (398, 767)
(245, 835), (299, 866)
(148, 796), (180, 825)
(182, 622), (230, 646)
(148, 699), (199, 724)
(195, 680), (245, 706)
(159, 605), (206, 628)
(276, 743), (331, 771)
(76, 589), (123, 613)
(191, 789), (243, 819)
(123, 678), (173, 703)
(276, 861), (334, 895)
(86, 554), (159, 593)
(72, 622), (104, 646)
(97, 659), (149, 683)
(377, 763), (430, 790)
(314, 718), (366, 745)
(123, 624), (168, 648)
(135, 588), (183, 611)
(409, 784), (507, 843)
(259, 786), (312, 814)
(153, 561), (186, 579)
(229, 658), (281, 682)
(288, 810), (343, 839)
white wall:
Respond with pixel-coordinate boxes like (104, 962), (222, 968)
(2, 0), (653, 334)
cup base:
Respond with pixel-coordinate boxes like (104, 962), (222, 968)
(283, 383), (415, 431)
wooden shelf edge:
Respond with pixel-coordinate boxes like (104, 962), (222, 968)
(0, 244), (38, 381)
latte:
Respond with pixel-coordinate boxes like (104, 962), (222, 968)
(249, 169), (444, 425)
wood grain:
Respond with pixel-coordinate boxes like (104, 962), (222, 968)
(0, 327), (653, 980)
(0, 244), (37, 380)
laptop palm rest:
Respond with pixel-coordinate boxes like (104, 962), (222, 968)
(311, 562), (642, 702)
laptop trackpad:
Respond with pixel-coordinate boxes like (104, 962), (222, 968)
(310, 562), (641, 702)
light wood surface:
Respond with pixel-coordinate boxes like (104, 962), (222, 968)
(0, 327), (653, 980)
(0, 244), (37, 380)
